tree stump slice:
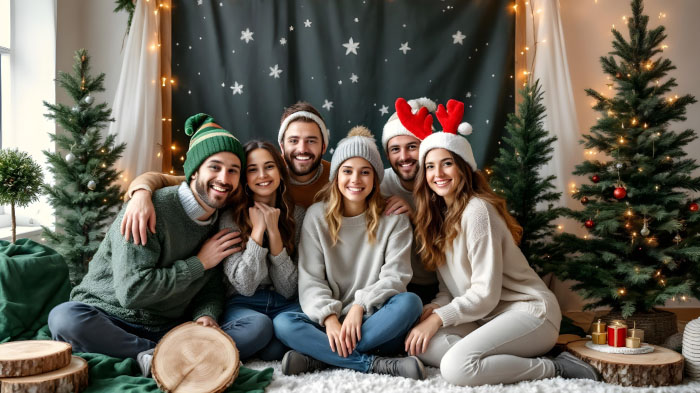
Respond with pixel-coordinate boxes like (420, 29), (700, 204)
(153, 322), (240, 393)
(567, 340), (684, 386)
(0, 355), (88, 393)
(0, 341), (72, 377)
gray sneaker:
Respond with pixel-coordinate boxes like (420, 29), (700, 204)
(136, 348), (155, 377)
(281, 350), (329, 375)
(370, 356), (425, 380)
(552, 351), (602, 381)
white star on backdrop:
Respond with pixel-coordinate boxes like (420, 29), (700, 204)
(322, 100), (334, 111)
(342, 38), (360, 55)
(240, 28), (254, 43)
(269, 64), (283, 78)
(466, 92), (472, 98)
(280, 38), (287, 45)
(197, 0), (202, 5)
(379, 105), (389, 115)
(304, 19), (312, 27)
(231, 82), (244, 95)
(350, 73), (359, 83)
(289, 26), (294, 31)
(399, 42), (411, 55)
(452, 30), (466, 45)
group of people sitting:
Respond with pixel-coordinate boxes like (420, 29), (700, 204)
(47, 98), (601, 385)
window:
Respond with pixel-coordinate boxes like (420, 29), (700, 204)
(0, 0), (10, 150)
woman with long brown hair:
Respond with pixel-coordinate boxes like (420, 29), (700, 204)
(120, 140), (304, 361)
(274, 126), (425, 380)
(404, 99), (599, 386)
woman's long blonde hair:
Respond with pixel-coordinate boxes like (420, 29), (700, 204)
(413, 150), (522, 270)
(315, 169), (386, 246)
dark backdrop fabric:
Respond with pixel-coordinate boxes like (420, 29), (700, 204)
(171, 0), (514, 171)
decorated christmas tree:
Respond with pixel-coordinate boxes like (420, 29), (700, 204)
(556, 0), (699, 319)
(490, 80), (565, 274)
(42, 49), (126, 285)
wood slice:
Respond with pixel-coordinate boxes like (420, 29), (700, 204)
(0, 356), (88, 393)
(153, 322), (239, 393)
(567, 340), (684, 386)
(0, 341), (72, 377)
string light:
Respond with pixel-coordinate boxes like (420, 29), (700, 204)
(618, 288), (626, 295)
(171, 145), (176, 150)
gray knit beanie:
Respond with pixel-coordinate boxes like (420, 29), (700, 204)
(329, 126), (384, 183)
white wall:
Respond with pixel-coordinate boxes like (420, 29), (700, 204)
(56, 0), (127, 119)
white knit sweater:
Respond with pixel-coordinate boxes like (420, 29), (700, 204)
(431, 197), (561, 329)
(298, 201), (413, 326)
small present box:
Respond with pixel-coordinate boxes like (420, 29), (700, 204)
(626, 336), (641, 348)
(608, 320), (627, 347)
(592, 319), (606, 334)
(628, 321), (644, 342)
(592, 332), (607, 345)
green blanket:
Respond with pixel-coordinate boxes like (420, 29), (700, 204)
(0, 239), (273, 392)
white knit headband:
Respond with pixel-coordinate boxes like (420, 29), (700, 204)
(277, 111), (329, 148)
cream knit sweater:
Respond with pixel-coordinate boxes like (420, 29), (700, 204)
(431, 197), (561, 329)
(298, 201), (413, 326)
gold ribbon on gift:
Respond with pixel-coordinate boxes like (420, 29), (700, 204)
(592, 319), (606, 334)
(608, 320), (628, 347)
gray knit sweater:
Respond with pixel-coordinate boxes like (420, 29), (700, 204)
(298, 202), (413, 326)
(71, 184), (225, 329)
(219, 205), (305, 299)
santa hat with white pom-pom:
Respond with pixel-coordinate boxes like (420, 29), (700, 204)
(418, 99), (476, 170)
(382, 97), (437, 153)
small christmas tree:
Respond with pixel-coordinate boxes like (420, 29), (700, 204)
(42, 49), (126, 285)
(0, 149), (44, 243)
(490, 80), (565, 274)
(556, 0), (699, 318)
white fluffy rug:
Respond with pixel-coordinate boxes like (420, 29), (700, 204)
(244, 360), (700, 393)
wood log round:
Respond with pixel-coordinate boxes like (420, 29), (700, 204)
(152, 322), (239, 393)
(0, 340), (72, 377)
(567, 340), (684, 386)
(0, 355), (88, 393)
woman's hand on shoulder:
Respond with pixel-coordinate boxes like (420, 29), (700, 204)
(324, 314), (350, 358)
(120, 189), (156, 246)
(405, 313), (442, 356)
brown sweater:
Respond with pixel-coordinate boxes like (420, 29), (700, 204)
(287, 160), (331, 208)
(125, 160), (331, 209)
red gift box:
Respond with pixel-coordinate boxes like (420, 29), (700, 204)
(607, 320), (627, 347)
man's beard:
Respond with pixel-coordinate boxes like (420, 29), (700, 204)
(284, 151), (323, 177)
(195, 178), (230, 209)
(391, 159), (418, 183)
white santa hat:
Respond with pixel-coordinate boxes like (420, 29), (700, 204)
(418, 99), (476, 171)
(381, 97), (437, 153)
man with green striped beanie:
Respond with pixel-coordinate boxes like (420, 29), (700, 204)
(49, 113), (245, 377)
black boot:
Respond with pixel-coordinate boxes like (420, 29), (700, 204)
(370, 356), (426, 380)
(281, 350), (329, 375)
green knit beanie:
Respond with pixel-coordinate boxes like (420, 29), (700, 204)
(183, 113), (245, 181)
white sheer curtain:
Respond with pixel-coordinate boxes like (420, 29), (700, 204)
(528, 0), (581, 212)
(109, 0), (162, 187)
(526, 0), (587, 310)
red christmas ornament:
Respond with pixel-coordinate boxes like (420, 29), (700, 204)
(613, 186), (627, 199)
(592, 174), (600, 183)
(581, 196), (589, 204)
(690, 202), (699, 212)
(585, 219), (595, 228)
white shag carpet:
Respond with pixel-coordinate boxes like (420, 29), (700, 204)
(244, 360), (700, 393)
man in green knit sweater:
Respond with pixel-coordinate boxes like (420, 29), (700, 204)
(48, 114), (245, 367)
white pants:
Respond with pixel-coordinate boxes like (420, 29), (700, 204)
(418, 311), (558, 386)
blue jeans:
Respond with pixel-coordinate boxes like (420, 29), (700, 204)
(48, 301), (178, 359)
(274, 292), (422, 372)
(219, 289), (301, 361)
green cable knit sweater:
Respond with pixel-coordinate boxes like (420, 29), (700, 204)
(71, 185), (225, 330)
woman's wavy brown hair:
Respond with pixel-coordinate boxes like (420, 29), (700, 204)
(315, 166), (386, 246)
(237, 140), (297, 254)
(414, 149), (522, 270)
